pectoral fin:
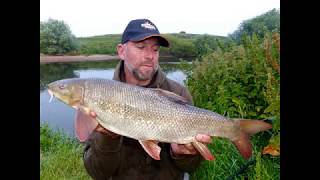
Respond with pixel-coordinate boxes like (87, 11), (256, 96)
(138, 140), (161, 160)
(74, 110), (99, 142)
(192, 141), (215, 161)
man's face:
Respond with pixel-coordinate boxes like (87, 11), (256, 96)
(117, 37), (160, 81)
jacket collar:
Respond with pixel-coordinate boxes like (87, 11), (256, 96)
(113, 60), (166, 88)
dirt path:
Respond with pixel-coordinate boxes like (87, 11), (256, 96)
(40, 54), (119, 64)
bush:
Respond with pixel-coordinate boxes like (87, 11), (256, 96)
(40, 19), (79, 55)
(186, 32), (280, 179)
(187, 33), (269, 119)
(193, 35), (234, 58)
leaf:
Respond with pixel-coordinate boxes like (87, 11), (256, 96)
(262, 144), (280, 156)
(232, 97), (241, 105)
(255, 106), (263, 112)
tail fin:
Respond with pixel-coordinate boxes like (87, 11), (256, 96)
(232, 131), (252, 159)
(232, 119), (272, 159)
(238, 119), (273, 135)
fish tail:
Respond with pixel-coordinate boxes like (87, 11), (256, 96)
(232, 119), (272, 159)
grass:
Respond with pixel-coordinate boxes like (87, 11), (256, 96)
(40, 123), (91, 180)
(190, 132), (280, 180)
(77, 34), (121, 55)
(40, 123), (279, 180)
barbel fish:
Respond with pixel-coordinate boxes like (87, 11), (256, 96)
(47, 78), (272, 161)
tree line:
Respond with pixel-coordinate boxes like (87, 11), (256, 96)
(40, 8), (279, 58)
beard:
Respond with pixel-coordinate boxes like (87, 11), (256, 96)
(125, 61), (159, 81)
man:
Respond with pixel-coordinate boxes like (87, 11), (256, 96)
(82, 19), (212, 180)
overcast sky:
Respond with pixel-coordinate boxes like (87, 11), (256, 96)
(40, 0), (280, 38)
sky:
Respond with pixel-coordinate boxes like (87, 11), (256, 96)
(40, 0), (280, 38)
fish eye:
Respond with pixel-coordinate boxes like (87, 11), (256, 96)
(59, 84), (66, 89)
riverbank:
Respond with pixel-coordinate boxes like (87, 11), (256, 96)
(40, 123), (90, 179)
(40, 54), (119, 64)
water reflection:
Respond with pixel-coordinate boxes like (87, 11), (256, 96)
(40, 60), (189, 136)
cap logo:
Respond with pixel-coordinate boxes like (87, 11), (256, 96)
(141, 22), (156, 30)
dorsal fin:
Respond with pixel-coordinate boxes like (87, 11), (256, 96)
(151, 88), (191, 105)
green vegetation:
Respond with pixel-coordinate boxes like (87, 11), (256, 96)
(77, 34), (121, 55)
(229, 8), (280, 44)
(40, 19), (79, 55)
(40, 8), (279, 59)
(185, 32), (280, 179)
(193, 34), (235, 58)
(75, 33), (226, 58)
(40, 123), (90, 180)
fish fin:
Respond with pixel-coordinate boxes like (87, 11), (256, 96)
(230, 120), (272, 160)
(234, 119), (272, 135)
(192, 141), (215, 161)
(232, 131), (252, 160)
(138, 140), (161, 160)
(74, 110), (99, 142)
(152, 88), (191, 105)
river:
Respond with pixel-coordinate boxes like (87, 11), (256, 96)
(40, 59), (190, 137)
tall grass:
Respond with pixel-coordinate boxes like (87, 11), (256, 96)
(40, 123), (91, 180)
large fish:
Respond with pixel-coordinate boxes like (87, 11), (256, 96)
(48, 78), (272, 161)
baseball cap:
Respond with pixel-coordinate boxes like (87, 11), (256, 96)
(121, 19), (169, 47)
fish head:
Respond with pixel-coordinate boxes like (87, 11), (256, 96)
(47, 78), (85, 108)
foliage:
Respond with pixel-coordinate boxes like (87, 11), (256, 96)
(194, 34), (234, 58)
(75, 33), (229, 59)
(186, 32), (280, 179)
(229, 8), (280, 44)
(187, 33), (270, 119)
(262, 32), (280, 154)
(40, 19), (79, 55)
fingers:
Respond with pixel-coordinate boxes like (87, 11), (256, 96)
(184, 143), (197, 154)
(171, 143), (197, 155)
(195, 134), (212, 144)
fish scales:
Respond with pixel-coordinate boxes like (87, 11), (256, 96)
(80, 78), (240, 143)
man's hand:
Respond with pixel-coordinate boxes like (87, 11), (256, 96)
(89, 111), (120, 138)
(170, 134), (212, 156)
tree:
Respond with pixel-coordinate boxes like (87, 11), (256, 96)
(194, 34), (233, 58)
(229, 8), (280, 44)
(40, 19), (79, 55)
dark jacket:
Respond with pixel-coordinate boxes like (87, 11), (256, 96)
(83, 61), (203, 180)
